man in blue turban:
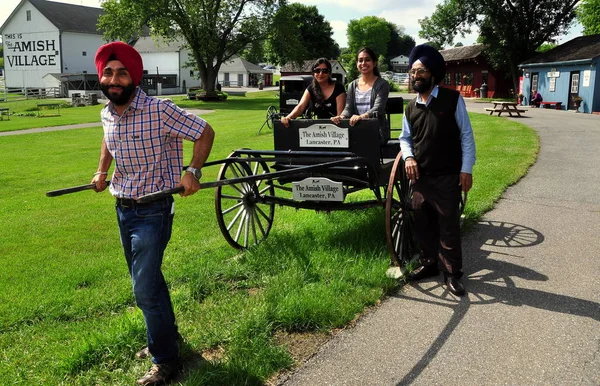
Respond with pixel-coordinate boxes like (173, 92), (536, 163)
(399, 44), (476, 296)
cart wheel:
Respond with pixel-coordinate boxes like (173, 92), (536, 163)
(266, 105), (278, 131)
(215, 151), (275, 249)
(385, 152), (417, 267)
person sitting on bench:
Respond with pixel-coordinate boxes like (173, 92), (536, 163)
(531, 91), (543, 108)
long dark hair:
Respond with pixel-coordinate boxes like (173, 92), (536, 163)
(311, 58), (334, 106)
(357, 47), (380, 77)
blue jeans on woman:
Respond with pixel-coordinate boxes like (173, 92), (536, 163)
(116, 196), (179, 364)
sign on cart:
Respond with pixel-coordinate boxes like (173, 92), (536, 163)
(298, 124), (349, 148)
(292, 178), (344, 201)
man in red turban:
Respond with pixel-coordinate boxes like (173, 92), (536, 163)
(91, 42), (215, 385)
(94, 41), (144, 107)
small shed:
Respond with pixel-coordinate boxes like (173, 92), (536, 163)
(519, 35), (600, 113)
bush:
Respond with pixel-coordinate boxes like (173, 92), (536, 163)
(388, 80), (400, 92)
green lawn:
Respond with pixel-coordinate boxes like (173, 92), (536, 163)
(0, 91), (538, 385)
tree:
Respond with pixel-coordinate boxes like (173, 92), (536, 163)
(577, 0), (600, 35)
(265, 4), (339, 66)
(344, 16), (391, 81)
(347, 16), (390, 57)
(419, 0), (579, 92)
(536, 43), (557, 53)
(241, 40), (266, 66)
(385, 22), (415, 65)
(98, 0), (278, 93)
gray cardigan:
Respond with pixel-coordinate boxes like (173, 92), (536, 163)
(342, 77), (390, 143)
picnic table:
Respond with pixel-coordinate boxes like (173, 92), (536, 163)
(37, 103), (61, 117)
(485, 101), (527, 117)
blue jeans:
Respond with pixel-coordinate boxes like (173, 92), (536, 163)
(116, 196), (179, 364)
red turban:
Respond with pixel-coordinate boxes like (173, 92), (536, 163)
(95, 42), (144, 86)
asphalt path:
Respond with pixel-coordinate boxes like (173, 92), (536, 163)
(278, 99), (600, 385)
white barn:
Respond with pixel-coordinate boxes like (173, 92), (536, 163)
(134, 36), (273, 93)
(390, 55), (409, 72)
(1, 0), (105, 89)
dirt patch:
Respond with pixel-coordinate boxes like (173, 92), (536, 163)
(266, 330), (331, 386)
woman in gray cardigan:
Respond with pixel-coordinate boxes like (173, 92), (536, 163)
(333, 47), (390, 143)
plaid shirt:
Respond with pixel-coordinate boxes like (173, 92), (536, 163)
(101, 88), (207, 199)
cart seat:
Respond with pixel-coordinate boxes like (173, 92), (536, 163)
(380, 96), (404, 159)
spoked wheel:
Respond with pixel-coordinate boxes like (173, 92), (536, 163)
(266, 105), (278, 131)
(385, 153), (418, 268)
(215, 151), (275, 249)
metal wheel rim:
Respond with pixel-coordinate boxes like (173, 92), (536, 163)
(385, 153), (417, 267)
(215, 151), (275, 249)
(266, 105), (277, 131)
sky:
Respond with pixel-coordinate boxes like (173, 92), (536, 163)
(1, 0), (583, 49)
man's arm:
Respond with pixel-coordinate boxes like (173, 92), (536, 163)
(455, 95), (476, 192)
(180, 123), (215, 196)
(91, 137), (113, 192)
(400, 114), (419, 182)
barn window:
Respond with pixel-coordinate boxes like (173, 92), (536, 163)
(82, 52), (87, 56)
(26, 10), (31, 21)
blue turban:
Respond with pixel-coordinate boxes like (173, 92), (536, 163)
(408, 44), (445, 85)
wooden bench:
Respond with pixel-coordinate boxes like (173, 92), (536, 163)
(539, 101), (562, 110)
(37, 103), (61, 117)
(0, 107), (9, 120)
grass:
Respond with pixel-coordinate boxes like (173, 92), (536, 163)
(0, 91), (538, 385)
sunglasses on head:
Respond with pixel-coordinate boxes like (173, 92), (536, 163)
(313, 68), (330, 74)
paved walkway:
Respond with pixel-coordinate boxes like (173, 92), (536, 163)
(278, 102), (600, 385)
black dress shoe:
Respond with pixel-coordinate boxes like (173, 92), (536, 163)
(444, 276), (466, 296)
(407, 264), (439, 281)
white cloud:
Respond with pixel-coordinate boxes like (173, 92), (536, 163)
(329, 20), (349, 48)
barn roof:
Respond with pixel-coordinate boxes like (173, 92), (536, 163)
(440, 44), (486, 62)
(28, 0), (104, 35)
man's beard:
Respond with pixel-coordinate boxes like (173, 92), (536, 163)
(412, 77), (433, 93)
(101, 83), (136, 105)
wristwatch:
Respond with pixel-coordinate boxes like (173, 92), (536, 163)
(186, 167), (202, 180)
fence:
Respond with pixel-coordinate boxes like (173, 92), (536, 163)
(0, 87), (61, 102)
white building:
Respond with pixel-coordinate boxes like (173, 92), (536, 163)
(390, 55), (409, 73)
(1, 0), (105, 89)
(134, 36), (273, 93)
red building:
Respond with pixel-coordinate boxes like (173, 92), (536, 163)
(440, 45), (512, 98)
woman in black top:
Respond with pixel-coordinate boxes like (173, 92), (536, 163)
(281, 58), (346, 127)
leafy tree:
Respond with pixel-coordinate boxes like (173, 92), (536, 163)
(419, 0), (579, 92)
(537, 43), (557, 53)
(265, 3), (339, 66)
(454, 42), (464, 47)
(346, 16), (391, 57)
(385, 22), (415, 65)
(98, 0), (278, 93)
(241, 41), (266, 65)
(577, 0), (600, 35)
(344, 16), (391, 81)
